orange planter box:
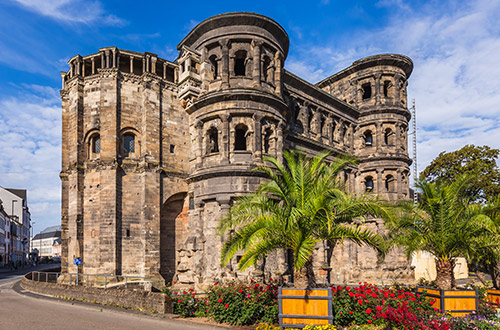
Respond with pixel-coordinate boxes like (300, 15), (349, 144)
(417, 286), (478, 317)
(279, 287), (333, 328)
(486, 289), (500, 307)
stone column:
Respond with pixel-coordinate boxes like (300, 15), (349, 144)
(142, 57), (146, 73)
(277, 121), (285, 161)
(129, 56), (133, 74)
(91, 57), (95, 75)
(375, 122), (382, 152)
(251, 40), (262, 87)
(253, 113), (262, 161)
(377, 169), (383, 196)
(220, 114), (230, 164)
(151, 56), (157, 74)
(396, 168), (402, 199)
(274, 52), (283, 95)
(100, 52), (105, 69)
(327, 115), (334, 145)
(146, 55), (151, 73)
(375, 74), (381, 105)
(112, 49), (117, 68)
(219, 39), (230, 88)
(395, 122), (401, 152)
(163, 62), (167, 80)
(105, 50), (110, 68)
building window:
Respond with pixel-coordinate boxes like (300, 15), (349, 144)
(383, 80), (391, 97)
(262, 56), (272, 83)
(91, 134), (100, 154)
(385, 175), (395, 192)
(234, 50), (247, 76)
(234, 124), (248, 151)
(207, 127), (219, 153)
(263, 128), (272, 154)
(384, 128), (394, 145)
(362, 83), (372, 100)
(364, 131), (373, 146)
(209, 55), (218, 79)
(123, 134), (135, 154)
(170, 144), (175, 154)
(365, 176), (374, 192)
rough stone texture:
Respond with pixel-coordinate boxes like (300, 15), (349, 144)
(61, 12), (414, 290)
(21, 276), (172, 313)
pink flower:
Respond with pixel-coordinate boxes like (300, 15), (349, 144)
(247, 294), (251, 298)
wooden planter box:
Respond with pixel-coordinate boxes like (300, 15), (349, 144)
(417, 286), (478, 316)
(278, 287), (333, 328)
(486, 288), (500, 307)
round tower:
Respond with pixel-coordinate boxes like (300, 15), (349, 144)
(175, 12), (290, 286)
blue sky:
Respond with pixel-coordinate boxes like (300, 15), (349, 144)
(1, 0), (499, 235)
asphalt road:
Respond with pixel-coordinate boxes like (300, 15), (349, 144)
(0, 268), (228, 330)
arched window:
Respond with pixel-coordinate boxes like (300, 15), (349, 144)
(234, 124), (248, 151)
(209, 55), (218, 79)
(385, 175), (395, 192)
(123, 133), (135, 154)
(263, 128), (272, 154)
(362, 83), (372, 100)
(207, 127), (219, 153)
(384, 128), (394, 145)
(262, 56), (272, 82)
(383, 80), (391, 97)
(234, 50), (247, 76)
(91, 134), (100, 154)
(365, 176), (374, 192)
(364, 131), (373, 146)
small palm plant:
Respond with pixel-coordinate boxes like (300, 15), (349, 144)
(218, 149), (392, 287)
(387, 175), (498, 290)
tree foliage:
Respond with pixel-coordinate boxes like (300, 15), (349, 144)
(218, 149), (392, 287)
(387, 175), (499, 290)
(420, 145), (500, 202)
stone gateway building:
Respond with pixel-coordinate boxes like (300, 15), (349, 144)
(60, 12), (413, 289)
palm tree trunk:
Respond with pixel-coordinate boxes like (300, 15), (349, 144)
(293, 257), (317, 288)
(474, 262), (488, 286)
(491, 263), (500, 289)
(435, 258), (453, 290)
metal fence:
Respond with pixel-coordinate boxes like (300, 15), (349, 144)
(27, 271), (152, 291)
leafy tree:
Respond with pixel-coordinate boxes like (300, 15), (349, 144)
(387, 175), (498, 290)
(218, 149), (391, 288)
(420, 145), (500, 202)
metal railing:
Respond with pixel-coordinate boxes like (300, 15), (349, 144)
(27, 271), (152, 291)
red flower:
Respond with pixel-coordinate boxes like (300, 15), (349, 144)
(346, 286), (351, 291)
(358, 299), (363, 305)
(366, 308), (372, 314)
(349, 292), (354, 297)
(376, 306), (383, 311)
(239, 289), (243, 293)
(368, 320), (372, 324)
(218, 298), (223, 303)
(349, 311), (353, 314)
(177, 299), (182, 303)
(224, 304), (229, 308)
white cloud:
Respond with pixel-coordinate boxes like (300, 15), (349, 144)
(0, 85), (61, 234)
(12, 0), (126, 26)
(285, 0), (500, 175)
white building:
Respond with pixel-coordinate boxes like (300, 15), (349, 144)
(0, 200), (8, 267)
(0, 187), (31, 265)
(31, 225), (61, 258)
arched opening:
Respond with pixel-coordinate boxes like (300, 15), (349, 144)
(364, 131), (373, 147)
(383, 80), (391, 97)
(160, 192), (188, 284)
(207, 127), (219, 154)
(234, 124), (248, 151)
(263, 128), (273, 154)
(365, 176), (374, 192)
(123, 133), (135, 154)
(234, 50), (247, 76)
(91, 134), (100, 154)
(362, 83), (372, 100)
(262, 56), (272, 83)
(384, 128), (394, 145)
(385, 175), (395, 192)
(209, 55), (218, 79)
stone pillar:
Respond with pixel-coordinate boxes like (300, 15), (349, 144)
(220, 114), (230, 164)
(146, 55), (151, 73)
(151, 56), (157, 74)
(105, 50), (110, 68)
(163, 62), (167, 80)
(327, 115), (334, 145)
(375, 74), (381, 105)
(195, 121), (203, 168)
(91, 57), (95, 75)
(219, 39), (230, 89)
(101, 52), (105, 69)
(112, 49), (117, 68)
(142, 57), (146, 73)
(277, 121), (285, 161)
(375, 122), (382, 152)
(253, 113), (262, 161)
(274, 52), (283, 95)
(377, 169), (383, 196)
(396, 168), (402, 199)
(395, 122), (401, 152)
(251, 40), (262, 87)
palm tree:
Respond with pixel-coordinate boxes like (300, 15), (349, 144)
(218, 149), (392, 288)
(387, 175), (497, 290)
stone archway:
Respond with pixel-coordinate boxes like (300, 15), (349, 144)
(160, 192), (188, 284)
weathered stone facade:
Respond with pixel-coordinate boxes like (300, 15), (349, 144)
(60, 12), (413, 289)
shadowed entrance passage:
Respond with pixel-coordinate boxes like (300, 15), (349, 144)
(160, 192), (188, 284)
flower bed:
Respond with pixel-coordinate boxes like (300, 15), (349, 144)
(170, 281), (499, 329)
